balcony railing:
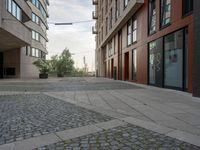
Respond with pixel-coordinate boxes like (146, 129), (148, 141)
(92, 0), (98, 5)
(92, 11), (98, 19)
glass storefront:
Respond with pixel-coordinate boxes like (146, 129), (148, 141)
(164, 30), (183, 88)
(148, 28), (188, 90)
(149, 41), (156, 85)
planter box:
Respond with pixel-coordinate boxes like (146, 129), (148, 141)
(57, 74), (64, 77)
(39, 73), (48, 79)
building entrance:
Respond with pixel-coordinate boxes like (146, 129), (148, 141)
(124, 52), (129, 81)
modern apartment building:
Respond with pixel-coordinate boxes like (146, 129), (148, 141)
(92, 0), (197, 95)
(0, 0), (49, 78)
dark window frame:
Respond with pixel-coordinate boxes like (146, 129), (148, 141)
(182, 0), (193, 17)
(160, 0), (171, 29)
(148, 0), (157, 35)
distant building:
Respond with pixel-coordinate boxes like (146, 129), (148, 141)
(0, 0), (49, 78)
(92, 0), (198, 95)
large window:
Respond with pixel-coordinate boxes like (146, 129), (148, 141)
(32, 0), (39, 8)
(32, 13), (40, 25)
(115, 0), (120, 21)
(132, 49), (137, 80)
(161, 0), (171, 27)
(127, 20), (132, 46)
(109, 8), (113, 29)
(164, 30), (183, 88)
(7, 0), (22, 21)
(183, 0), (193, 16)
(124, 0), (128, 8)
(149, 41), (157, 85)
(132, 19), (137, 42)
(32, 30), (39, 41)
(149, 0), (156, 34)
(31, 0), (47, 18)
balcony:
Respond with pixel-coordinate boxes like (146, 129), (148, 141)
(92, 0), (98, 5)
(92, 11), (98, 19)
(15, 0), (32, 22)
(92, 26), (98, 34)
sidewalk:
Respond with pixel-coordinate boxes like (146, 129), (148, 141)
(0, 77), (199, 149)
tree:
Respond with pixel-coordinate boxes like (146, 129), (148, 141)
(33, 59), (50, 78)
(50, 48), (75, 77)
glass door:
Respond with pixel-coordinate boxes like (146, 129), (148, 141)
(164, 30), (183, 89)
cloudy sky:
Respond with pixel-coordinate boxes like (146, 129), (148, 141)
(47, 0), (95, 71)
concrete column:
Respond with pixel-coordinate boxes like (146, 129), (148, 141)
(193, 0), (200, 97)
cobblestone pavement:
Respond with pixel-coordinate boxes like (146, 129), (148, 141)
(35, 124), (200, 150)
(0, 78), (142, 92)
(0, 94), (112, 145)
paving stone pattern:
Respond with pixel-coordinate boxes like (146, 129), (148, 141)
(0, 94), (112, 145)
(35, 124), (200, 150)
(0, 80), (142, 92)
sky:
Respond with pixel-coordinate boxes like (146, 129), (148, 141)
(47, 0), (95, 71)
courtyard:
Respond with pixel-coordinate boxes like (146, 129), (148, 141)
(0, 77), (200, 150)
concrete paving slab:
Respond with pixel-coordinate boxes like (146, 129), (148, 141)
(167, 130), (200, 147)
(95, 119), (127, 130)
(158, 119), (200, 136)
(173, 113), (200, 126)
(122, 117), (174, 134)
(0, 134), (60, 150)
(56, 125), (102, 140)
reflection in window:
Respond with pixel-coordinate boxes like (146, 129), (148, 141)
(183, 0), (193, 16)
(127, 20), (132, 46)
(164, 30), (183, 88)
(149, 41), (157, 84)
(149, 0), (156, 34)
(132, 19), (137, 42)
(7, 0), (22, 21)
(124, 0), (128, 8)
(132, 49), (137, 80)
(161, 0), (171, 27)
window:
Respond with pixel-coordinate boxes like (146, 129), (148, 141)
(7, 0), (12, 13)
(32, 0), (39, 8)
(183, 0), (193, 16)
(32, 30), (40, 41)
(149, 41), (157, 84)
(109, 8), (113, 29)
(108, 40), (113, 57)
(7, 0), (22, 21)
(26, 46), (31, 56)
(115, 0), (120, 21)
(31, 0), (47, 18)
(124, 0), (128, 8)
(105, 17), (108, 35)
(149, 0), (156, 34)
(132, 19), (137, 42)
(132, 49), (137, 80)
(127, 20), (132, 46)
(164, 30), (183, 88)
(32, 13), (40, 25)
(30, 47), (45, 58)
(161, 0), (171, 27)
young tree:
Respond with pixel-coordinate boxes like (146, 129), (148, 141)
(55, 48), (75, 77)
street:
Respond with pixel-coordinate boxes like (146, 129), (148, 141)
(0, 77), (200, 150)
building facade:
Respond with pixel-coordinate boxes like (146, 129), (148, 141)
(0, 0), (49, 79)
(93, 0), (195, 94)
